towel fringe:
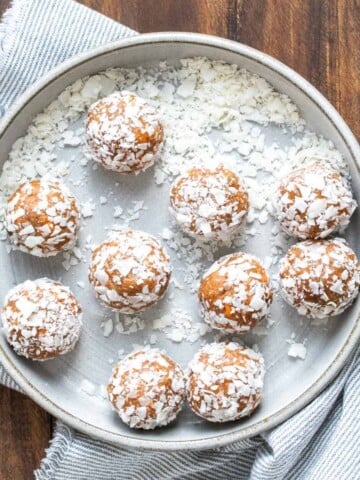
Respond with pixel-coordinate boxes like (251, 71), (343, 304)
(34, 421), (74, 480)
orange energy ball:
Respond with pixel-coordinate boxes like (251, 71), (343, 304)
(86, 91), (164, 174)
(198, 252), (272, 333)
(170, 166), (249, 241)
(108, 349), (186, 429)
(1, 278), (82, 360)
(88, 229), (171, 313)
(5, 178), (80, 257)
(187, 342), (265, 423)
(279, 238), (360, 318)
(274, 162), (357, 239)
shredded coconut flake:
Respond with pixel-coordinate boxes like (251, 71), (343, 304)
(288, 342), (307, 360)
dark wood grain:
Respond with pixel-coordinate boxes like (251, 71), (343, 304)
(0, 386), (51, 479)
(0, 1), (359, 478)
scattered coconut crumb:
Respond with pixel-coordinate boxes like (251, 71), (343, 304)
(252, 321), (272, 337)
(101, 318), (113, 337)
(112, 315), (145, 335)
(153, 309), (210, 344)
(82, 201), (95, 218)
(63, 130), (82, 147)
(113, 206), (123, 218)
(288, 342), (307, 360)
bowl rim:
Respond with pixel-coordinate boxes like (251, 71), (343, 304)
(0, 32), (359, 451)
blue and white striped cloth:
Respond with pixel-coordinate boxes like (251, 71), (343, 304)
(0, 1), (359, 478)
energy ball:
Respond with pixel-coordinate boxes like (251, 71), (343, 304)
(274, 162), (357, 239)
(187, 342), (265, 423)
(279, 238), (360, 318)
(88, 229), (171, 313)
(170, 166), (249, 241)
(108, 349), (186, 429)
(1, 278), (82, 360)
(86, 91), (164, 174)
(5, 178), (80, 257)
(198, 252), (272, 333)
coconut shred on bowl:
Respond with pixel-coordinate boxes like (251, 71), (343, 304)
(0, 57), (357, 423)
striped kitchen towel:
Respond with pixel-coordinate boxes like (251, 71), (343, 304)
(0, 1), (359, 479)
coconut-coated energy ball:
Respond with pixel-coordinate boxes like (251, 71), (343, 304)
(88, 229), (171, 313)
(187, 342), (265, 423)
(86, 91), (164, 174)
(279, 238), (360, 318)
(108, 349), (186, 429)
(198, 252), (273, 333)
(1, 278), (82, 360)
(5, 178), (80, 257)
(170, 166), (249, 241)
(274, 162), (357, 239)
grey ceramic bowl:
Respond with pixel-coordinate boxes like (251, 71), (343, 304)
(0, 33), (359, 450)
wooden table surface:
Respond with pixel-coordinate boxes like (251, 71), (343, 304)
(0, 0), (359, 478)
